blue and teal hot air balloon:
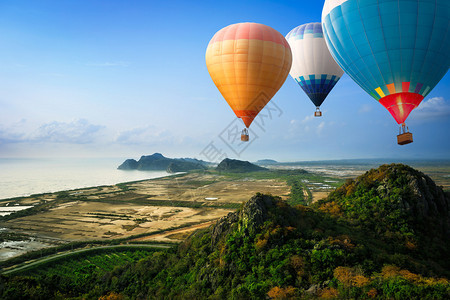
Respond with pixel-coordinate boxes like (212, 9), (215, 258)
(286, 23), (344, 117)
(322, 0), (450, 145)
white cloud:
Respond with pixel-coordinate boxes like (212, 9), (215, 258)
(411, 97), (450, 120)
(287, 117), (328, 138)
(0, 119), (28, 143)
(0, 119), (104, 144)
(317, 121), (326, 134)
(291, 116), (327, 135)
(30, 119), (104, 143)
(301, 115), (314, 124)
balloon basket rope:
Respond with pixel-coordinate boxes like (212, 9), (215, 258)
(397, 123), (413, 145)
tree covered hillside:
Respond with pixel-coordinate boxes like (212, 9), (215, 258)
(318, 163), (450, 270)
(1, 164), (449, 299)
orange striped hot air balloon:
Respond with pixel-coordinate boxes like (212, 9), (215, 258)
(205, 22), (292, 141)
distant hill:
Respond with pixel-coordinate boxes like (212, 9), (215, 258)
(216, 158), (267, 172)
(276, 158), (450, 167)
(2, 164), (449, 299)
(117, 153), (208, 173)
(255, 159), (278, 165)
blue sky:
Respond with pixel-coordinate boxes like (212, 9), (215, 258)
(0, 0), (448, 161)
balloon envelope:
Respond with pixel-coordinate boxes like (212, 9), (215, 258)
(286, 22), (344, 108)
(322, 0), (450, 124)
(205, 23), (292, 127)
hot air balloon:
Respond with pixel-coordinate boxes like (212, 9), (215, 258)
(322, 0), (450, 145)
(286, 22), (344, 117)
(205, 22), (292, 141)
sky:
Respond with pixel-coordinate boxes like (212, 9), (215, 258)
(0, 0), (449, 162)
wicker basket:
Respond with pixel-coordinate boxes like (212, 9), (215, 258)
(314, 111), (322, 117)
(241, 134), (249, 142)
(397, 132), (413, 145)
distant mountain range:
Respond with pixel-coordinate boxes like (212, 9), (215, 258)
(216, 158), (267, 173)
(117, 153), (211, 173)
(118, 154), (270, 174)
(255, 159), (278, 165)
(255, 158), (450, 167)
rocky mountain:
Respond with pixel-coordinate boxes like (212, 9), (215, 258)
(321, 163), (450, 242)
(117, 153), (207, 173)
(216, 158), (267, 173)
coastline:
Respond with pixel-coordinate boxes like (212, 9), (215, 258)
(0, 156), (184, 201)
(0, 171), (184, 202)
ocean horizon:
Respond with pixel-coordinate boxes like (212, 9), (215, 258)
(0, 158), (172, 200)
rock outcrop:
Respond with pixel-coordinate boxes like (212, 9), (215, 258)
(211, 193), (275, 247)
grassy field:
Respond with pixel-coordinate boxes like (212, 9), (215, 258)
(3, 244), (168, 275)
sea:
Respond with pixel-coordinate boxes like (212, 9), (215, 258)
(0, 158), (171, 200)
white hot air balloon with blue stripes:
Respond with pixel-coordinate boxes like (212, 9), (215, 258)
(286, 22), (344, 117)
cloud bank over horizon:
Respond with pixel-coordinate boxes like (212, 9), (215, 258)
(410, 97), (450, 121)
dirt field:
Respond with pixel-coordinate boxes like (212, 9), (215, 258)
(311, 192), (330, 203)
(131, 221), (215, 243)
(1, 172), (290, 242)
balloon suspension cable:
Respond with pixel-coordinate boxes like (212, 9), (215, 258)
(399, 123), (409, 134)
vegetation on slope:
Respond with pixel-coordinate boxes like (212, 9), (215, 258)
(317, 163), (450, 274)
(0, 247), (158, 299)
(1, 164), (449, 299)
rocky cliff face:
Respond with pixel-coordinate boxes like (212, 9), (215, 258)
(403, 168), (448, 220)
(211, 193), (275, 247)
